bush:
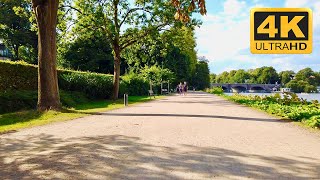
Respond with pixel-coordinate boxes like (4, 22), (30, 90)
(206, 87), (224, 95)
(0, 61), (37, 91)
(0, 90), (90, 114)
(120, 73), (149, 96)
(58, 70), (113, 99)
(224, 93), (320, 128)
(0, 60), (114, 99)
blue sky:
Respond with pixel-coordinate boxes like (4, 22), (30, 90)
(195, 0), (320, 74)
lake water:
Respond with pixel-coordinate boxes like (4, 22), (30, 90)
(225, 93), (320, 102)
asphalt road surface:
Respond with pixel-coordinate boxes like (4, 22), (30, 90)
(1, 92), (320, 179)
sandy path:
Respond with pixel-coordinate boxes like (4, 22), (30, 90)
(1, 92), (320, 179)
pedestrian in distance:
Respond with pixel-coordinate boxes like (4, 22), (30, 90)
(183, 82), (188, 96)
(178, 82), (183, 95)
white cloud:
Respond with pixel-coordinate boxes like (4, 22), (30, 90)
(223, 0), (246, 17)
(285, 0), (309, 7)
(196, 0), (320, 73)
(285, 0), (320, 27)
(196, 0), (256, 62)
(313, 2), (320, 27)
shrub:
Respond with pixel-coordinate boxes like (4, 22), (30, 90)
(224, 93), (320, 128)
(58, 70), (113, 99)
(304, 115), (320, 128)
(0, 90), (90, 114)
(120, 73), (149, 96)
(206, 87), (224, 95)
(0, 61), (37, 91)
(0, 60), (114, 99)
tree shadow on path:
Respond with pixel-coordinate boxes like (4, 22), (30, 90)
(91, 112), (289, 123)
(1, 134), (319, 179)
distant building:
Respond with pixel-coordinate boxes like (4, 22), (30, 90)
(0, 43), (12, 60)
(280, 88), (291, 92)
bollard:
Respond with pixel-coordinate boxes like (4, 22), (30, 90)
(126, 94), (128, 106)
(124, 94), (128, 106)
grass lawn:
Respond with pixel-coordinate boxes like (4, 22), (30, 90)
(0, 96), (163, 134)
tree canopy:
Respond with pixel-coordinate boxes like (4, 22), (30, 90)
(0, 0), (37, 62)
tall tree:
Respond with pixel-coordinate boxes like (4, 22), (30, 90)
(123, 26), (198, 86)
(216, 71), (229, 83)
(210, 73), (216, 83)
(0, 0), (37, 60)
(258, 67), (278, 84)
(228, 70), (237, 83)
(232, 69), (249, 83)
(29, 0), (206, 110)
(295, 68), (316, 85)
(32, 0), (60, 111)
(72, 0), (201, 100)
(58, 32), (114, 73)
(193, 60), (210, 90)
(279, 70), (295, 85)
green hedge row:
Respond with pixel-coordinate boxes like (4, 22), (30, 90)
(0, 60), (150, 98)
(0, 61), (38, 90)
(0, 61), (115, 99)
(59, 70), (113, 99)
(120, 74), (149, 96)
(0, 90), (90, 114)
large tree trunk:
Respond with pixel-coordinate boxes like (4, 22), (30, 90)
(112, 45), (121, 100)
(32, 0), (61, 111)
(112, 0), (121, 101)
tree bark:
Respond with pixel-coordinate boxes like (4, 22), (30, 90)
(112, 45), (121, 100)
(32, 0), (61, 111)
(112, 0), (121, 101)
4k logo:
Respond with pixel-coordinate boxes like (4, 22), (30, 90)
(251, 8), (312, 54)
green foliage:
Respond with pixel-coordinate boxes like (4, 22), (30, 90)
(210, 73), (216, 83)
(0, 0), (37, 61)
(192, 60), (210, 90)
(123, 26), (198, 86)
(279, 70), (295, 85)
(231, 69), (249, 83)
(0, 60), (115, 99)
(225, 93), (320, 128)
(18, 45), (38, 64)
(58, 70), (114, 99)
(216, 71), (229, 83)
(141, 65), (175, 86)
(295, 68), (318, 85)
(0, 90), (90, 114)
(65, 0), (201, 98)
(58, 33), (114, 74)
(215, 67), (319, 93)
(0, 60), (38, 90)
(206, 87), (224, 95)
(120, 73), (149, 96)
(286, 80), (317, 93)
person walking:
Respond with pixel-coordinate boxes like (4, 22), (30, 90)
(178, 82), (183, 95)
(183, 82), (188, 96)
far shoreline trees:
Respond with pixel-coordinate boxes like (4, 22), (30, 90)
(211, 67), (320, 93)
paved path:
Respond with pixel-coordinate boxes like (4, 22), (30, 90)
(1, 92), (320, 179)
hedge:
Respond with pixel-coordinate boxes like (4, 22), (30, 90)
(0, 90), (90, 114)
(0, 60), (149, 99)
(120, 74), (149, 96)
(0, 60), (114, 99)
